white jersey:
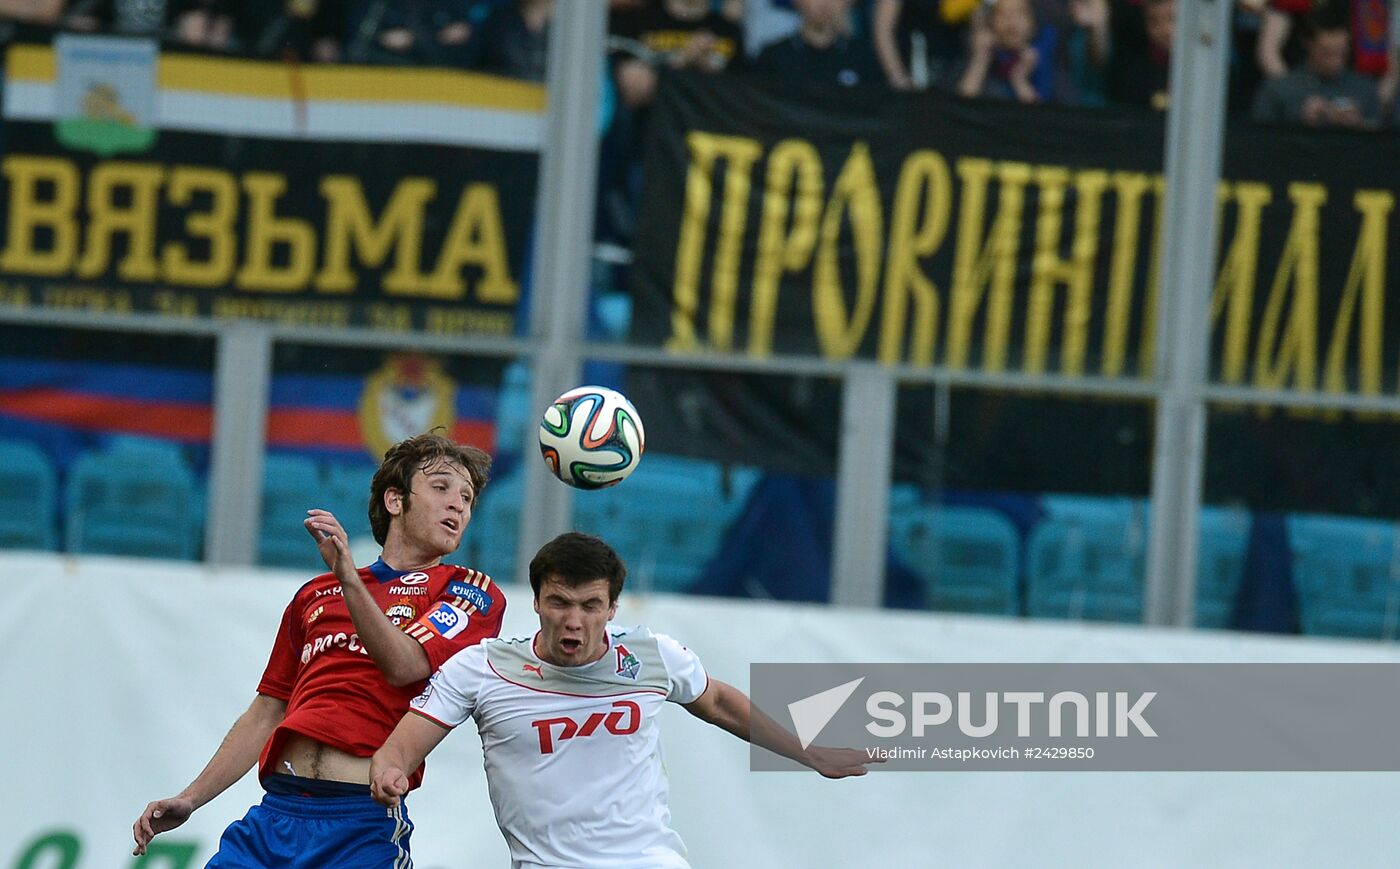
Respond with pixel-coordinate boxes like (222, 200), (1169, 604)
(412, 624), (709, 869)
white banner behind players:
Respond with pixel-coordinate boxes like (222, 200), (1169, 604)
(4, 553), (1400, 868)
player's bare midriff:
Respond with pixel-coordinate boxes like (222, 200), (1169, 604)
(275, 732), (371, 784)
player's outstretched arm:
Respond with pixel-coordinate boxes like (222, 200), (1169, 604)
(304, 509), (432, 686)
(683, 679), (880, 779)
(369, 711), (451, 807)
(132, 693), (286, 856)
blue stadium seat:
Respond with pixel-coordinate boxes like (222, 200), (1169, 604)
(106, 434), (189, 463)
(888, 504), (1019, 616)
(494, 360), (532, 457)
(889, 483), (922, 512)
(1196, 507), (1250, 629)
(325, 461), (376, 549)
(1041, 494), (1143, 524)
(1026, 501), (1148, 622)
(259, 454), (325, 571)
(723, 463), (764, 520)
(1289, 514), (1400, 640)
(0, 438), (59, 551)
(461, 469), (522, 581)
(574, 453), (728, 594)
(1028, 500), (1248, 626)
(66, 444), (201, 560)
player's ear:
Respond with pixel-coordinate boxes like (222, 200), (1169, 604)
(532, 596), (541, 616)
(385, 487), (404, 517)
(607, 599), (618, 620)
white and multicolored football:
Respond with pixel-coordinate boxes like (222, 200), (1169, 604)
(538, 385), (645, 490)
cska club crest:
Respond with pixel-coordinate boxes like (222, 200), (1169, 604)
(358, 353), (457, 461)
(615, 644), (641, 680)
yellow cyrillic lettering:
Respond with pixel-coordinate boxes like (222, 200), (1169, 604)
(813, 142), (884, 360)
(1325, 190), (1391, 397)
(162, 166), (238, 287)
(748, 139), (822, 356)
(76, 161), (164, 281)
(0, 156), (80, 276)
(1025, 167), (1107, 376)
(879, 149), (951, 366)
(668, 132), (762, 352)
(1253, 182), (1325, 392)
(423, 184), (517, 302)
(1210, 182), (1273, 385)
(316, 176), (435, 295)
(947, 159), (1032, 372)
(236, 172), (316, 293)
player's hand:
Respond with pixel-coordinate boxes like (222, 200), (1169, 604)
(803, 745), (885, 779)
(132, 796), (194, 856)
(371, 767), (412, 807)
(305, 509), (353, 576)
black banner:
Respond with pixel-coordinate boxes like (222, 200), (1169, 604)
(627, 72), (1400, 511)
(632, 71), (1400, 398)
(0, 121), (536, 335)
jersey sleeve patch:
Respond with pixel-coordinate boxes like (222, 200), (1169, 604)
(413, 601), (471, 640)
(448, 581), (494, 614)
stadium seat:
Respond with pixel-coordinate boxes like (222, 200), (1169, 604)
(889, 482), (922, 512)
(1289, 514), (1400, 640)
(66, 444), (201, 560)
(723, 463), (764, 516)
(1195, 507), (1250, 628)
(1041, 493), (1143, 524)
(462, 469), (522, 582)
(325, 462), (376, 549)
(888, 504), (1020, 616)
(0, 438), (59, 551)
(1029, 499), (1249, 627)
(106, 434), (189, 463)
(493, 359), (532, 456)
(1026, 501), (1148, 622)
(259, 454), (326, 571)
(574, 453), (729, 594)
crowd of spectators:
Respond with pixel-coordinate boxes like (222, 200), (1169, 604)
(602, 0), (1400, 131)
(1, 0), (1397, 126)
(0, 1), (553, 78)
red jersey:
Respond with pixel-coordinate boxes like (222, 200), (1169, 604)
(255, 558), (506, 789)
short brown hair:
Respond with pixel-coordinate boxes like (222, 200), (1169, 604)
(529, 532), (627, 603)
(368, 432), (491, 545)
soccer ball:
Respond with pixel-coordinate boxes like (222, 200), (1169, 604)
(538, 385), (646, 490)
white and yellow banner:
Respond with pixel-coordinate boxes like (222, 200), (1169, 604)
(5, 38), (545, 149)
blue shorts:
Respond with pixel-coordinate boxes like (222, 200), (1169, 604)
(206, 787), (413, 869)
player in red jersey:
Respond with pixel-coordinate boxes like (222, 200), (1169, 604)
(132, 432), (507, 867)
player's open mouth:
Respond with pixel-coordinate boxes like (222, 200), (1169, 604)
(560, 638), (582, 653)
(441, 519), (458, 533)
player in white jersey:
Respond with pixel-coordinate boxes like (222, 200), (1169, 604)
(369, 531), (875, 869)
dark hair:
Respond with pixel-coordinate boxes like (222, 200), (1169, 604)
(529, 532), (627, 603)
(369, 432), (491, 545)
(1301, 9), (1349, 40)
